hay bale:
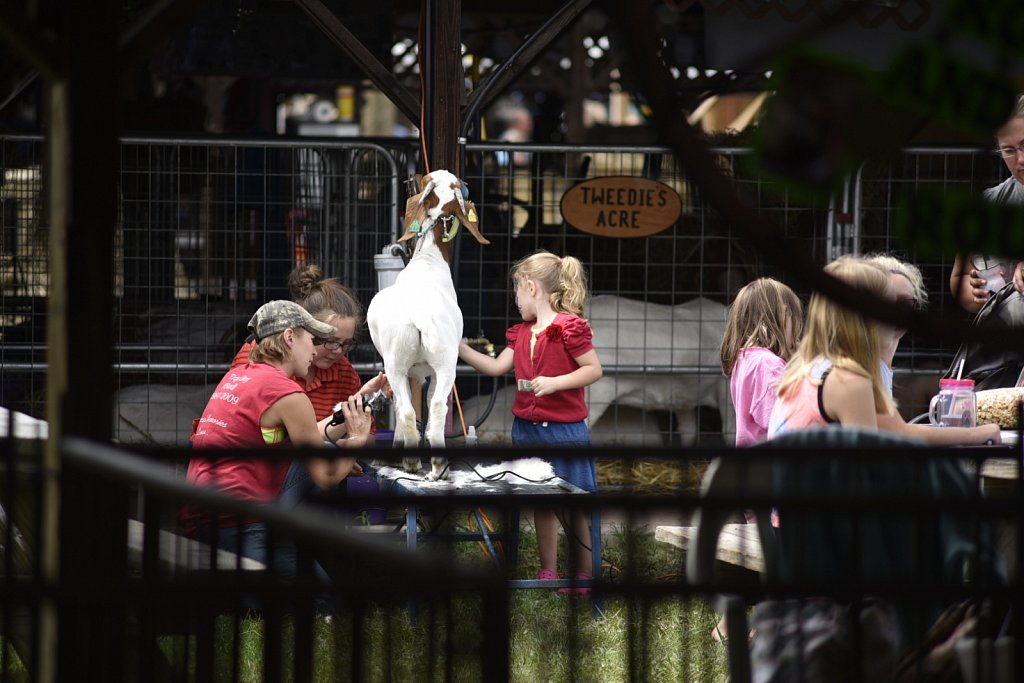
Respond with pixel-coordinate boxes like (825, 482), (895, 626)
(596, 458), (707, 494)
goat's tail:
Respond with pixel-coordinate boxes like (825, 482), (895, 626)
(411, 309), (455, 356)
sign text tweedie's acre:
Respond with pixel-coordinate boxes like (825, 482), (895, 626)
(560, 176), (682, 239)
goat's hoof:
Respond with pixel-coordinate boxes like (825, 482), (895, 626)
(425, 469), (448, 482)
(426, 458), (449, 481)
(402, 457), (423, 475)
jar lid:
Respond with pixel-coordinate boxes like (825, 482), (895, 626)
(939, 378), (975, 389)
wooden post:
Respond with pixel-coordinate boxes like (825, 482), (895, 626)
(415, 0), (465, 434)
(423, 0), (462, 174)
(51, 4), (124, 681)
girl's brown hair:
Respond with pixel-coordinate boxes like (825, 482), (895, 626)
(288, 263), (363, 327)
(719, 278), (803, 376)
(511, 250), (589, 317)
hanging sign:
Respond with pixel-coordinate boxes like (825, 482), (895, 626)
(560, 176), (682, 238)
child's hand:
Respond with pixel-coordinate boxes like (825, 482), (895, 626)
(360, 372), (392, 398)
(530, 375), (559, 397)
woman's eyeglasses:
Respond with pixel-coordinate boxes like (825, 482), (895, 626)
(995, 143), (1024, 158)
(322, 339), (357, 354)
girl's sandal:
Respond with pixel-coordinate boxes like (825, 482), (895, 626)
(557, 572), (593, 598)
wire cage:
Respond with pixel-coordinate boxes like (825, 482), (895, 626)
(0, 136), (1012, 445)
(1, 135), (1022, 683)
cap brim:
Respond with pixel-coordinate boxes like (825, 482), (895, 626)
(246, 312), (260, 339)
(304, 319), (337, 344)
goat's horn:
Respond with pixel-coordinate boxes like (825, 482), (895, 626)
(455, 183), (467, 215)
(418, 179), (437, 205)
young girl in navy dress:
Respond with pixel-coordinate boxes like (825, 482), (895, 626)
(459, 250), (603, 596)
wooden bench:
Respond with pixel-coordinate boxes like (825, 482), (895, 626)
(0, 407), (48, 440)
(126, 518), (266, 573)
(655, 523), (764, 573)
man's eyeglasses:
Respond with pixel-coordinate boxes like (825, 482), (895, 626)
(322, 338), (357, 354)
(995, 143), (1024, 158)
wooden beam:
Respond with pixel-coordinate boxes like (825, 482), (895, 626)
(118, 0), (203, 68)
(50, 2), (123, 675)
(293, 0), (420, 123)
(0, 70), (39, 116)
(0, 5), (61, 78)
(686, 95), (719, 127)
(424, 0), (462, 173)
(463, 0), (593, 132)
(728, 91), (768, 133)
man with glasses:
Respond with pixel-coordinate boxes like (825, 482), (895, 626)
(949, 94), (1024, 314)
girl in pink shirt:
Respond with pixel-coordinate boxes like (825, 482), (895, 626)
(720, 278), (803, 447)
(713, 278), (801, 642)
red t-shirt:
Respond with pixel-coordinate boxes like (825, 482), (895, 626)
(187, 363), (302, 505)
(506, 313), (594, 423)
(231, 341), (364, 422)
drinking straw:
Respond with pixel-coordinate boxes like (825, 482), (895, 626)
(956, 358), (965, 380)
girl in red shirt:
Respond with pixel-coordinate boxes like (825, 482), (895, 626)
(459, 250), (603, 596)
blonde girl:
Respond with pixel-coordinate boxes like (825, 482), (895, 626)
(769, 257), (896, 435)
(458, 250), (603, 597)
(720, 278), (803, 447)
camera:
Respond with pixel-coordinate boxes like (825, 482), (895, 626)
(330, 389), (388, 426)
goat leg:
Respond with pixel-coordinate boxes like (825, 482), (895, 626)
(426, 455), (448, 482)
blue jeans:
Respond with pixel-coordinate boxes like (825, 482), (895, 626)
(197, 503), (334, 613)
(279, 459), (317, 509)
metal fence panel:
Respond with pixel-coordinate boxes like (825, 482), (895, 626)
(1, 134), (1022, 680)
(0, 137), (1013, 443)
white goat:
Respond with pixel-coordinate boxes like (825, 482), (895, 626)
(367, 170), (489, 480)
(585, 294), (733, 445)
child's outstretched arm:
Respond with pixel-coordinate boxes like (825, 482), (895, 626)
(529, 349), (603, 397)
(459, 342), (515, 377)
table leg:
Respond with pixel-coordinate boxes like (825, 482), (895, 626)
(507, 507), (520, 578)
(473, 509), (503, 572)
(406, 504), (419, 623)
(406, 505), (417, 552)
(591, 507), (603, 616)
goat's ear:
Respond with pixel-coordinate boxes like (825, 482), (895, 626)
(398, 194), (425, 242)
(454, 199), (490, 245)
(416, 173), (429, 192)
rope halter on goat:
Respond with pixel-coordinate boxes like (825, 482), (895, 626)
(399, 170), (489, 254)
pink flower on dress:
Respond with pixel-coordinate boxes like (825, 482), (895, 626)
(545, 324), (563, 342)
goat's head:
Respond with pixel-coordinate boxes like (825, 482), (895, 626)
(398, 170), (489, 251)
